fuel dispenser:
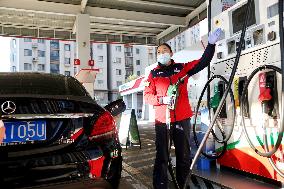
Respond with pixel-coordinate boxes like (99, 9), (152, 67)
(184, 0), (284, 187)
(199, 0), (284, 185)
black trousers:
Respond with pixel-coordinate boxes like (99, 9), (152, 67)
(153, 118), (191, 189)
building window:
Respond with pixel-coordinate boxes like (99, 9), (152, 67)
(50, 41), (59, 49)
(11, 53), (16, 62)
(24, 63), (32, 70)
(12, 39), (16, 48)
(98, 56), (103, 62)
(116, 69), (121, 75)
(38, 50), (45, 57)
(137, 71), (141, 76)
(12, 66), (16, 72)
(97, 44), (103, 50)
(64, 58), (71, 65)
(50, 64), (59, 74)
(115, 46), (121, 52)
(136, 60), (140, 65)
(38, 39), (45, 43)
(115, 57), (121, 63)
(24, 38), (32, 42)
(98, 80), (104, 84)
(65, 71), (70, 76)
(50, 50), (59, 61)
(64, 44), (70, 51)
(24, 49), (32, 56)
(38, 64), (45, 71)
(136, 48), (140, 54)
(126, 70), (133, 76)
(116, 81), (122, 87)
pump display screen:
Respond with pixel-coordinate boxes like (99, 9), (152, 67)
(232, 1), (256, 34)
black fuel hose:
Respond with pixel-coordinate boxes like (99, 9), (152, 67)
(240, 65), (283, 157)
(192, 75), (236, 159)
(183, 0), (253, 188)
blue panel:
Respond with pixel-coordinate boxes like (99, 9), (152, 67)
(3, 121), (46, 143)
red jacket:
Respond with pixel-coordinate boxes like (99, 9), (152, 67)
(144, 44), (215, 124)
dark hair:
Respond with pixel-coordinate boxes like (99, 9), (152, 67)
(157, 43), (172, 53)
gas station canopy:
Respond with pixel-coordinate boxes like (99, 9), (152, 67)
(0, 0), (206, 45)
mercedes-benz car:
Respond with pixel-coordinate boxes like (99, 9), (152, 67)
(0, 72), (125, 189)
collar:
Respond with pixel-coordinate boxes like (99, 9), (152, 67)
(157, 59), (175, 70)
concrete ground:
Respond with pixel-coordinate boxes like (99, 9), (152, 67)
(119, 121), (156, 189)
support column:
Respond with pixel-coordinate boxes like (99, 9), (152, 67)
(76, 14), (90, 69)
(141, 94), (148, 120)
(131, 93), (137, 113)
(75, 14), (94, 97)
(123, 95), (128, 109)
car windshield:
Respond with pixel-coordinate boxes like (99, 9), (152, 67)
(0, 73), (88, 97)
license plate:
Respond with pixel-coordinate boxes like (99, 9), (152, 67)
(3, 121), (46, 143)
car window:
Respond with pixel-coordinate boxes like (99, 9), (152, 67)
(0, 73), (88, 97)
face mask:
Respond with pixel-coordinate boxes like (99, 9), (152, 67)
(157, 53), (171, 65)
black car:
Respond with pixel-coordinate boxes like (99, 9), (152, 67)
(0, 72), (125, 188)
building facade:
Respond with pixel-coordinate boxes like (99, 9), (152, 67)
(10, 38), (156, 106)
(10, 38), (75, 76)
(124, 45), (156, 79)
(92, 43), (108, 106)
(103, 43), (156, 105)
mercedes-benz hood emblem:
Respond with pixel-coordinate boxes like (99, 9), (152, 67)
(1, 101), (16, 114)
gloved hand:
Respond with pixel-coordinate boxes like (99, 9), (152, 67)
(159, 96), (173, 105)
(208, 28), (223, 45)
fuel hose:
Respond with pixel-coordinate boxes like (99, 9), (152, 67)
(192, 75), (235, 159)
(240, 65), (283, 157)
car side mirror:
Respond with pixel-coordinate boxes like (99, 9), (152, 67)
(104, 99), (126, 116)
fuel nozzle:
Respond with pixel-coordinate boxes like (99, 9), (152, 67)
(258, 72), (273, 116)
(167, 84), (179, 110)
(258, 72), (272, 103)
(210, 83), (221, 109)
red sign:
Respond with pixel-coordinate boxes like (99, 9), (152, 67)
(88, 60), (95, 66)
(74, 59), (80, 65)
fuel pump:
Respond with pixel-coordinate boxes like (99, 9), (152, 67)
(184, 0), (254, 188)
(185, 0), (284, 186)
